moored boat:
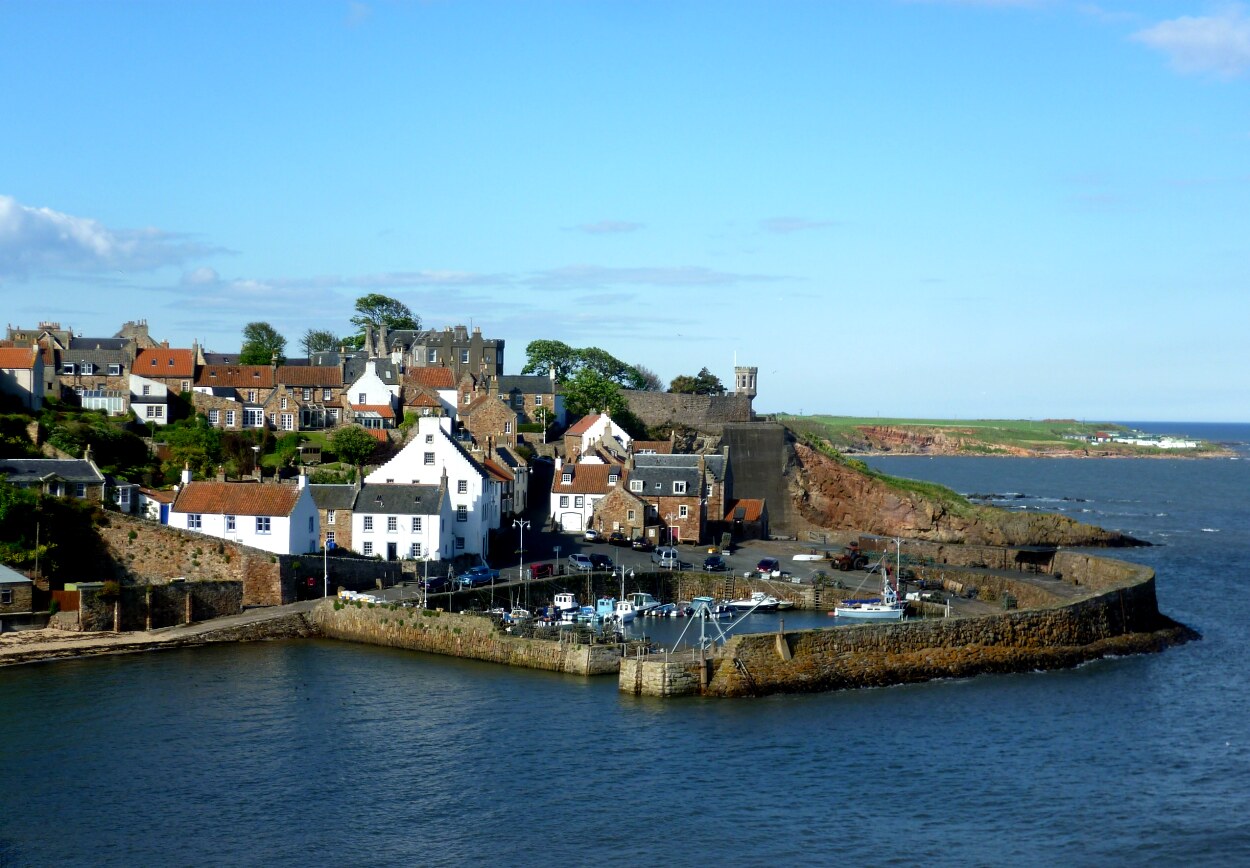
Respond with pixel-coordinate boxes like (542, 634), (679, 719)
(727, 591), (780, 612)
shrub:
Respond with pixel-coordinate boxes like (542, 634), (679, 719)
(127, 530), (138, 542)
(49, 598), (60, 616)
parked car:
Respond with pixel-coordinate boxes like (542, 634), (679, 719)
(608, 532), (630, 547)
(631, 537), (654, 552)
(651, 546), (680, 568)
(458, 565), (500, 587)
(702, 555), (727, 572)
(568, 553), (593, 571)
(528, 562), (555, 580)
(756, 557), (781, 576)
(583, 529), (601, 543)
(588, 553), (613, 571)
(421, 575), (450, 593)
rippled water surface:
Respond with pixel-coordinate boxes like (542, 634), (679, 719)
(2, 424), (1248, 866)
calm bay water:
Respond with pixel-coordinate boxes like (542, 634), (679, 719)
(2, 423), (1249, 867)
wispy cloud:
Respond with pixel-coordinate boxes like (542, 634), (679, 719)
(1132, 5), (1250, 78)
(565, 220), (644, 235)
(760, 216), (836, 234)
(0, 195), (227, 280)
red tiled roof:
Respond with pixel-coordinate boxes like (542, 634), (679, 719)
(407, 391), (442, 408)
(172, 481), (301, 517)
(196, 365), (275, 388)
(550, 463), (627, 494)
(481, 459), (512, 482)
(725, 498), (766, 523)
(565, 414), (601, 436)
(135, 348), (196, 377)
(278, 366), (342, 387)
(407, 367), (456, 389)
(351, 404), (395, 418)
(0, 347), (37, 369)
(364, 429), (390, 443)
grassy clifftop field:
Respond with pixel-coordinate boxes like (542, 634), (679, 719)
(775, 416), (1228, 458)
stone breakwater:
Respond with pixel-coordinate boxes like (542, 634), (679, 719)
(310, 603), (621, 675)
(621, 551), (1197, 698)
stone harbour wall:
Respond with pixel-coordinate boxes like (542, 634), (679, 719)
(311, 602), (621, 675)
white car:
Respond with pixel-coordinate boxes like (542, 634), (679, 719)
(568, 553), (594, 571)
(583, 529), (600, 542)
(650, 546), (680, 568)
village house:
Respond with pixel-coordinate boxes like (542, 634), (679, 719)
(613, 450), (731, 545)
(192, 364), (277, 429)
(309, 483), (358, 552)
(493, 373), (565, 428)
(129, 373), (171, 425)
(563, 413), (632, 463)
(168, 468), (320, 556)
(0, 346), (44, 411)
(401, 365), (458, 418)
(276, 364), (345, 429)
(0, 563), (34, 620)
(133, 345), (197, 395)
(717, 497), (769, 543)
(364, 416), (499, 557)
(60, 337), (134, 416)
(459, 387), (520, 446)
(0, 449), (108, 503)
(350, 481), (453, 562)
(381, 324), (504, 380)
(549, 459), (627, 533)
(346, 358), (401, 429)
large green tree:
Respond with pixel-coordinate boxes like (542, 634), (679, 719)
(520, 339), (579, 382)
(300, 328), (340, 357)
(669, 367), (725, 395)
(522, 340), (651, 389)
(350, 293), (420, 335)
(330, 424), (378, 466)
(239, 321), (287, 365)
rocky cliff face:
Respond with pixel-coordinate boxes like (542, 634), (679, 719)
(787, 440), (1141, 547)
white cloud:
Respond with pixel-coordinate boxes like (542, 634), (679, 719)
(181, 266), (221, 286)
(566, 220), (644, 235)
(1132, 6), (1250, 77)
(0, 195), (224, 279)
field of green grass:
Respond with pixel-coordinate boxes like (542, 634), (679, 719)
(776, 415), (1131, 455)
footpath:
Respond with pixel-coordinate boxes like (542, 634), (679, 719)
(0, 600), (322, 667)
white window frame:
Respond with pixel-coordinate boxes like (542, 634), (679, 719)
(387, 516), (398, 532)
(574, 495), (584, 508)
(188, 514), (202, 529)
(673, 481), (687, 494)
(255, 516), (271, 534)
(630, 480), (643, 492)
(325, 530), (335, 545)
(679, 505), (689, 518)
(226, 410), (236, 427)
(226, 515), (236, 532)
(457, 480), (468, 494)
(327, 510), (336, 525)
(559, 495), (569, 508)
(411, 516), (422, 532)
(108, 363), (122, 376)
(208, 409), (219, 425)
(410, 543), (421, 558)
(424, 452), (435, 465)
(456, 505), (467, 522)
(363, 542), (373, 556)
(364, 516), (374, 532)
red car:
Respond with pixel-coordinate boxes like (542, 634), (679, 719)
(528, 562), (555, 580)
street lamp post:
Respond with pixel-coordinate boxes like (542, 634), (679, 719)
(323, 539), (336, 598)
(514, 518), (530, 608)
(251, 445), (261, 479)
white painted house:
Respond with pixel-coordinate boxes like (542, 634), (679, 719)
(365, 416), (499, 556)
(169, 469), (320, 556)
(563, 413), (632, 463)
(129, 374), (170, 425)
(350, 482), (453, 561)
(549, 458), (626, 532)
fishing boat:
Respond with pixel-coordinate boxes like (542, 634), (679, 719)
(647, 602), (676, 617)
(726, 591), (780, 612)
(834, 539), (906, 621)
(552, 592), (579, 614)
(627, 591), (664, 615)
(692, 596), (734, 619)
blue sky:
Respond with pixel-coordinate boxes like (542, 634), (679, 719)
(2, 1), (1247, 422)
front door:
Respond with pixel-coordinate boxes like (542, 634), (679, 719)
(387, 542), (397, 561)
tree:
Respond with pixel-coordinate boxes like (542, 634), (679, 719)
(330, 424), (378, 466)
(350, 294), (419, 335)
(300, 328), (340, 357)
(240, 322), (286, 365)
(631, 363), (663, 392)
(669, 367), (725, 395)
(562, 368), (628, 419)
(521, 339), (579, 382)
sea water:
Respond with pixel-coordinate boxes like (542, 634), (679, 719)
(1, 424), (1247, 867)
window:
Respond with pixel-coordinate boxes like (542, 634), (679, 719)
(457, 480), (468, 494)
(146, 405), (162, 418)
(226, 515), (236, 532)
(673, 481), (687, 494)
(323, 388), (332, 401)
(627, 509), (636, 521)
(707, 484), (714, 498)
(654, 482), (662, 491)
(410, 542), (422, 558)
(513, 394), (523, 408)
(108, 363), (121, 376)
(428, 349), (437, 363)
(188, 513), (202, 529)
(325, 531), (335, 545)
(559, 495), (569, 508)
(0, 588), (11, 605)
(424, 434), (433, 443)
(535, 394), (543, 406)
(424, 452), (435, 465)
(74, 483), (86, 498)
(244, 408), (263, 427)
(574, 496), (584, 508)
(608, 473), (618, 485)
(679, 505), (689, 518)
(455, 536), (465, 550)
(364, 516), (374, 531)
(456, 505), (467, 522)
(309, 516), (315, 533)
(281, 413), (294, 431)
(208, 409), (219, 425)
(226, 410), (236, 427)
(327, 510), (336, 525)
(181, 380), (189, 392)
(630, 480), (643, 492)
(116, 488), (131, 506)
(327, 408), (338, 424)
(504, 421), (512, 434)
(302, 388), (311, 400)
(62, 363), (76, 375)
(460, 349), (470, 364)
(150, 358), (158, 367)
(142, 384), (151, 396)
(269, 413), (277, 427)
(81, 362), (94, 375)
(363, 542), (373, 556)
(256, 516), (271, 534)
(463, 393), (470, 405)
(561, 472), (572, 484)
(247, 390), (257, 403)
(411, 516), (422, 532)
(281, 397), (288, 409)
(387, 516), (397, 532)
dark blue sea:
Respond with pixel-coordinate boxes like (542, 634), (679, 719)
(2, 422), (1248, 867)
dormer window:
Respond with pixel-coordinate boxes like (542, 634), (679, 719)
(62, 363), (76, 375)
(168, 358), (174, 367)
(108, 364), (122, 376)
(630, 480), (643, 492)
(561, 472), (572, 484)
(608, 473), (619, 485)
(81, 362), (94, 375)
(150, 358), (157, 366)
(673, 481), (687, 494)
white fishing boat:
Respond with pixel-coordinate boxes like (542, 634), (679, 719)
(553, 592), (579, 613)
(627, 592), (663, 615)
(610, 599), (637, 624)
(727, 591), (780, 612)
(834, 538), (907, 621)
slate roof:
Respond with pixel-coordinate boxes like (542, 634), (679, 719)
(172, 481), (302, 517)
(135, 348), (196, 378)
(68, 337), (130, 352)
(626, 464), (701, 496)
(633, 452), (726, 481)
(0, 459), (105, 485)
(63, 347), (129, 368)
(309, 484), (359, 511)
(201, 352), (240, 365)
(0, 347), (38, 369)
(551, 463), (626, 495)
(0, 563), (31, 585)
(355, 483), (444, 516)
(406, 367), (456, 389)
(496, 374), (555, 395)
(196, 365), (275, 388)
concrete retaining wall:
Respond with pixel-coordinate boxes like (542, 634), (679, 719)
(310, 602), (621, 675)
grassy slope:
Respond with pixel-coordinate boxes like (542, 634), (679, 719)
(777, 415), (1139, 454)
